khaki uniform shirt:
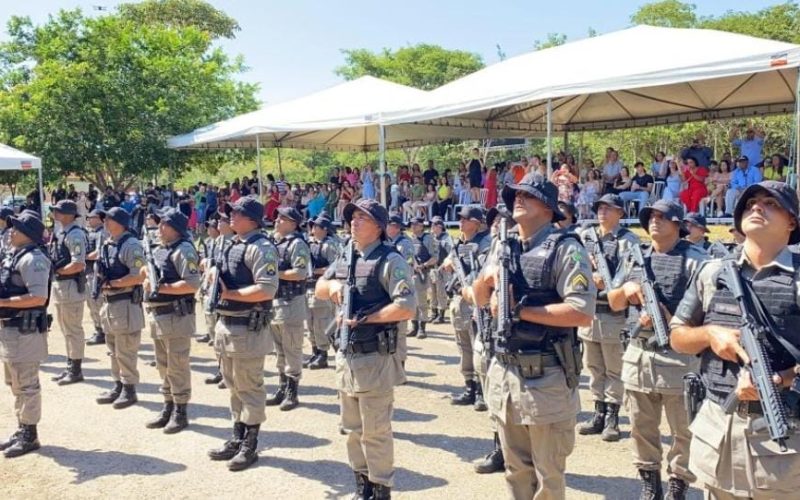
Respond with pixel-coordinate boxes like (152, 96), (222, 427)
(308, 236), (340, 310)
(273, 233), (310, 324)
(148, 239), (201, 338)
(103, 232), (146, 334)
(52, 221), (87, 304)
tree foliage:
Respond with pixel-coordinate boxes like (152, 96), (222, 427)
(0, 3), (257, 190)
(630, 0), (698, 28)
(335, 44), (484, 91)
(117, 0), (241, 39)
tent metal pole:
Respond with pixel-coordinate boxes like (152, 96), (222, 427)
(256, 135), (263, 199)
(563, 130), (569, 156)
(276, 145), (284, 179)
(379, 123), (387, 207)
(37, 165), (44, 218)
(795, 68), (799, 195)
(546, 99), (553, 175)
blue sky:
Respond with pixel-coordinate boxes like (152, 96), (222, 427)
(0, 0), (782, 105)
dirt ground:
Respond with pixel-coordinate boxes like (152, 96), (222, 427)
(0, 311), (703, 499)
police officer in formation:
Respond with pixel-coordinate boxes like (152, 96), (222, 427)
(85, 209), (107, 345)
(409, 216), (436, 339)
(472, 176), (594, 499)
(304, 214), (340, 370)
(143, 208), (201, 434)
(197, 219), (221, 345)
(608, 199), (707, 499)
(316, 198), (416, 500)
(671, 180), (800, 500)
(49, 199), (89, 386)
(683, 212), (712, 251)
(0, 207), (14, 255)
(95, 207), (146, 409)
(576, 194), (640, 441)
(429, 216), (451, 324)
(207, 196), (278, 471)
(0, 210), (51, 458)
(442, 206), (491, 408)
(386, 214), (414, 365)
(266, 207), (310, 412)
(204, 214), (233, 387)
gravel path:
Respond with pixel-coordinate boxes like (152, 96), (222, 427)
(0, 312), (702, 499)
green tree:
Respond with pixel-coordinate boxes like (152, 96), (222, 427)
(700, 3), (800, 43)
(631, 0), (698, 28)
(0, 4), (257, 190)
(533, 33), (568, 50)
(335, 44), (484, 91)
(117, 0), (240, 39)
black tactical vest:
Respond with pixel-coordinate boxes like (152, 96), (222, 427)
(584, 227), (629, 273)
(413, 233), (432, 263)
(701, 253), (800, 405)
(218, 232), (273, 313)
(150, 239), (195, 302)
(310, 236), (332, 270)
(435, 233), (448, 264)
(455, 230), (490, 274)
(334, 243), (397, 343)
(50, 224), (86, 271)
(0, 245), (44, 318)
(275, 232), (307, 300)
(499, 229), (578, 352)
(625, 240), (691, 332)
(101, 232), (135, 281)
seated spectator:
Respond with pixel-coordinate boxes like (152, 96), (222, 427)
(651, 152), (669, 181)
(699, 159), (731, 217)
(620, 162), (653, 212)
(402, 178), (424, 220)
(415, 183), (437, 217)
(613, 166), (633, 196)
(602, 149), (623, 193)
(422, 159), (439, 186)
(336, 180), (355, 220)
(662, 161), (683, 201)
(265, 185), (280, 221)
(551, 163), (578, 203)
(433, 177), (453, 218)
(762, 154), (787, 182)
(730, 125), (765, 169)
(307, 186), (326, 219)
(577, 169), (601, 219)
(724, 155), (762, 215)
(679, 157), (709, 212)
(485, 165), (499, 208)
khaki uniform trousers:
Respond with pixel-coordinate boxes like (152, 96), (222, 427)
(429, 268), (449, 311)
(689, 399), (800, 500)
(55, 301), (86, 360)
(106, 332), (141, 384)
(394, 322), (407, 363)
(270, 322), (304, 379)
(413, 273), (429, 321)
(473, 343), (497, 432)
(215, 317), (271, 426)
(498, 404), (576, 500)
(628, 390), (695, 482)
(86, 284), (103, 332)
(149, 312), (194, 405)
(3, 362), (41, 425)
(582, 340), (624, 404)
(307, 295), (332, 351)
(204, 313), (217, 340)
(449, 296), (475, 382)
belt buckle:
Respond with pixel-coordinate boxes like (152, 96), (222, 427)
(736, 401), (755, 418)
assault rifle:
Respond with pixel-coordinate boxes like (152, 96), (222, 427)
(718, 259), (794, 451)
(627, 244), (670, 349)
(91, 233), (106, 300)
(582, 225), (614, 299)
(444, 237), (469, 296)
(466, 250), (489, 343)
(142, 231), (162, 301)
(495, 217), (512, 339)
(204, 240), (223, 314)
(707, 241), (731, 258)
(336, 240), (358, 351)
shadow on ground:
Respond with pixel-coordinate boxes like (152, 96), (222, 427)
(39, 445), (186, 484)
(567, 472), (703, 499)
(394, 431), (491, 462)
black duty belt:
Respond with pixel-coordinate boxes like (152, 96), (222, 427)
(103, 291), (134, 303)
(496, 351), (560, 378)
(147, 304), (176, 316)
(343, 341), (381, 354)
(55, 273), (82, 281)
(596, 303), (623, 315)
(219, 315), (251, 326)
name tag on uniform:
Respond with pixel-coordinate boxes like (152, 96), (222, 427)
(711, 303), (741, 316)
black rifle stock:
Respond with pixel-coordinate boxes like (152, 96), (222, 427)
(90, 232), (106, 300)
(204, 242), (222, 315)
(583, 225), (613, 299)
(337, 240), (357, 352)
(628, 244), (670, 348)
(142, 232), (162, 301)
(444, 237), (469, 295)
(718, 260), (793, 451)
(495, 217), (512, 339)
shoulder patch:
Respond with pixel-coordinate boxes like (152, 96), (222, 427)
(266, 261), (277, 276)
(397, 281), (412, 297)
(33, 259), (46, 272)
(393, 267), (407, 280)
(571, 273), (589, 292)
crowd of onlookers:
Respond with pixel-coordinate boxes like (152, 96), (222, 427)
(34, 125), (793, 236)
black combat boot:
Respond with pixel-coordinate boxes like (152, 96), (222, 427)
(417, 321), (427, 339)
(58, 358), (84, 385)
(474, 432), (504, 474)
(145, 401), (174, 429)
(451, 380), (477, 406)
(352, 471), (373, 500)
(208, 422), (245, 461)
(309, 349), (329, 370)
(205, 371), (223, 385)
(96, 381), (123, 404)
(164, 403), (188, 434)
(665, 477), (688, 500)
(473, 382), (487, 411)
(437, 309), (447, 323)
(371, 483), (391, 500)
(218, 379), (227, 389)
(408, 321), (418, 338)
(638, 469), (663, 500)
(51, 359), (70, 382)
(578, 401), (606, 435)
(86, 329), (105, 345)
(602, 402), (621, 442)
(0, 424), (22, 451)
(280, 377), (299, 411)
(195, 334), (211, 344)
(228, 424), (259, 471)
(3, 424), (40, 458)
(303, 347), (320, 368)
(112, 384), (138, 409)
(266, 374), (287, 406)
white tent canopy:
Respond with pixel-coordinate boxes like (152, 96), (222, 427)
(383, 25), (800, 133)
(168, 76), (524, 153)
(0, 143), (44, 212)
